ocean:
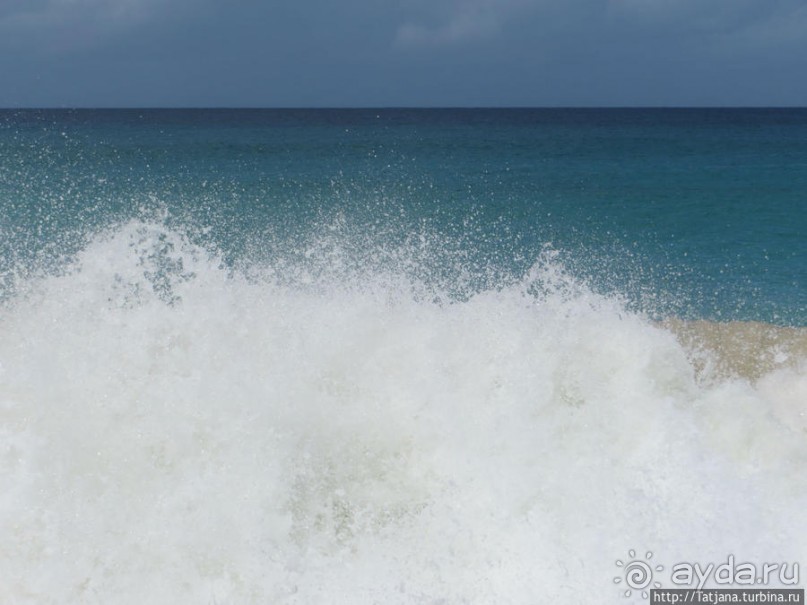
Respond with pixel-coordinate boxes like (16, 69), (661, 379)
(0, 108), (805, 603)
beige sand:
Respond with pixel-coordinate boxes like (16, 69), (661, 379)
(661, 319), (807, 382)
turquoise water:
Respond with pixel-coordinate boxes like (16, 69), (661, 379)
(1, 108), (804, 322)
(1, 109), (806, 604)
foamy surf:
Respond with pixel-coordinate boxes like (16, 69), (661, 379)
(0, 221), (805, 604)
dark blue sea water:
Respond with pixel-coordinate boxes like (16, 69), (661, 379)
(1, 109), (805, 604)
(1, 108), (804, 323)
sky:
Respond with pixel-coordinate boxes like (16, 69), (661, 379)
(0, 0), (806, 107)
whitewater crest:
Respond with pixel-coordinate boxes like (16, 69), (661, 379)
(0, 222), (805, 604)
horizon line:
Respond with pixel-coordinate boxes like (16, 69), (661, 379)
(2, 105), (807, 111)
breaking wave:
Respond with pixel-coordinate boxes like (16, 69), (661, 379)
(0, 220), (805, 604)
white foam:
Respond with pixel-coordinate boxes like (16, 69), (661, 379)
(1, 221), (805, 603)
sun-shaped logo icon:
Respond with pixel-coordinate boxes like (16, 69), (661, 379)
(614, 550), (664, 599)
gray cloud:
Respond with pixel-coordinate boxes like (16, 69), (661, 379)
(713, 0), (807, 53)
(393, 0), (807, 48)
(0, 0), (164, 53)
(395, 0), (512, 46)
(0, 0), (805, 106)
(394, 0), (540, 47)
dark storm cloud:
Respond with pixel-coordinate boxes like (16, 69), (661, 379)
(0, 0), (805, 106)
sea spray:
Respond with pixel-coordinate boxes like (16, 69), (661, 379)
(0, 220), (805, 603)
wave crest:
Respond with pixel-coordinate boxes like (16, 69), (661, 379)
(0, 222), (805, 604)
